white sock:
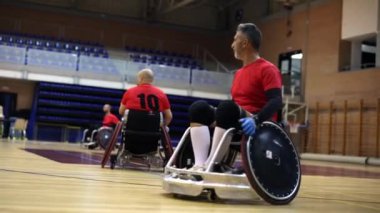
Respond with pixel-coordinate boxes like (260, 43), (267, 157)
(205, 127), (230, 166)
(190, 126), (210, 167)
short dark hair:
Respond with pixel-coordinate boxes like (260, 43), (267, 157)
(237, 23), (262, 51)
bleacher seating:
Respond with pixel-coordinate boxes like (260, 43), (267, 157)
(0, 31), (234, 109)
(125, 46), (203, 70)
(0, 32), (211, 78)
(0, 31), (115, 74)
(28, 82), (220, 143)
(0, 32), (210, 72)
(0, 31), (108, 58)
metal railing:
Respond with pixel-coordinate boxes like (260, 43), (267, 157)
(0, 44), (233, 94)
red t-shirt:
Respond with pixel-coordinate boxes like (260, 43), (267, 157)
(121, 84), (170, 112)
(231, 58), (282, 115)
(102, 113), (119, 127)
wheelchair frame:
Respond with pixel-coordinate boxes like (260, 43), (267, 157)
(82, 126), (114, 149)
(163, 121), (301, 204)
(163, 128), (261, 201)
(101, 121), (173, 170)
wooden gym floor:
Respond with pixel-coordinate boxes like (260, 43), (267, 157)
(0, 140), (379, 212)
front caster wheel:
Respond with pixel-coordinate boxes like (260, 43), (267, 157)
(110, 155), (117, 169)
(206, 190), (217, 202)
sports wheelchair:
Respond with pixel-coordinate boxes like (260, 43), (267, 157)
(82, 126), (114, 150)
(163, 121), (301, 205)
(101, 110), (173, 170)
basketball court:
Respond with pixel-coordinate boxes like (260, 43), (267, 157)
(0, 140), (379, 212)
(0, 0), (380, 212)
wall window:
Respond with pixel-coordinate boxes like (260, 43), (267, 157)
(361, 39), (376, 69)
(340, 36), (377, 71)
(278, 50), (302, 96)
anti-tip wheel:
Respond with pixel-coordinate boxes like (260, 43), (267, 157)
(206, 190), (218, 202)
(110, 155), (117, 169)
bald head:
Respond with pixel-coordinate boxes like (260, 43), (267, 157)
(103, 104), (111, 113)
(137, 69), (154, 85)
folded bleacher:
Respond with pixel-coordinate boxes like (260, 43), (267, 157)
(28, 82), (220, 144)
(28, 82), (123, 142)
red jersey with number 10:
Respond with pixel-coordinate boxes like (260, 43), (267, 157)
(121, 84), (170, 112)
(231, 58), (282, 114)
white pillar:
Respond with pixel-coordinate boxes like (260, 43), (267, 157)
(351, 40), (362, 70)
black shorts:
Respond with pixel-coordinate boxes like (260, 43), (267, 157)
(189, 100), (247, 129)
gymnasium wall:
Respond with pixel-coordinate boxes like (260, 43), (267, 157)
(341, 0), (378, 40)
(258, 0), (380, 157)
(0, 4), (234, 63)
(0, 78), (36, 110)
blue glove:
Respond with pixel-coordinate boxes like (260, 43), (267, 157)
(239, 117), (256, 137)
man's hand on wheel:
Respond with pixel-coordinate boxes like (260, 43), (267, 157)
(239, 117), (256, 137)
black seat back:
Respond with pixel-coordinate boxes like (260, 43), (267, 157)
(123, 110), (161, 154)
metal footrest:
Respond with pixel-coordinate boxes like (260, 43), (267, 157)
(163, 167), (260, 200)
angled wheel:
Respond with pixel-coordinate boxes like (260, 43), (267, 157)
(101, 122), (123, 168)
(223, 147), (239, 167)
(160, 126), (174, 164)
(175, 131), (238, 169)
(110, 155), (117, 169)
(206, 190), (218, 201)
(97, 128), (114, 149)
(241, 121), (301, 205)
(175, 134), (194, 169)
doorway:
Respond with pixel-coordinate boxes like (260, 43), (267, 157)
(278, 50), (303, 96)
(0, 92), (17, 138)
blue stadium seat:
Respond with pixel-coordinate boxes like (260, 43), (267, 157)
(0, 32), (109, 57)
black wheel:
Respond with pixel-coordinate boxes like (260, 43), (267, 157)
(98, 128), (114, 149)
(160, 126), (174, 163)
(110, 155), (117, 170)
(223, 148), (239, 167)
(175, 134), (195, 169)
(206, 190), (217, 201)
(175, 131), (238, 169)
(241, 121), (301, 205)
(172, 193), (183, 199)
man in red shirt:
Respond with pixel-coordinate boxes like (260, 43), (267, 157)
(102, 104), (120, 128)
(189, 23), (282, 170)
(85, 104), (119, 149)
(119, 69), (172, 126)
